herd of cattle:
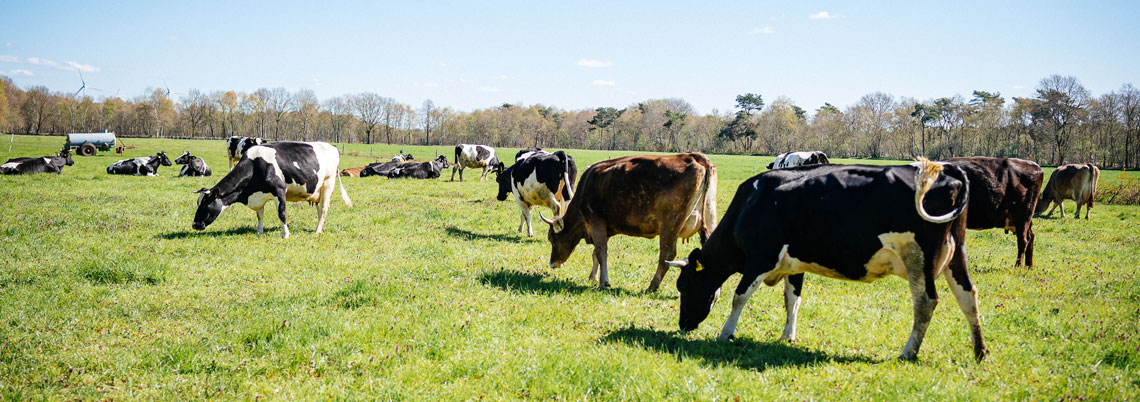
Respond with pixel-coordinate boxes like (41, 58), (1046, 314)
(1, 138), (1108, 362)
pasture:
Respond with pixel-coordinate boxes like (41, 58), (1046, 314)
(1, 134), (1138, 400)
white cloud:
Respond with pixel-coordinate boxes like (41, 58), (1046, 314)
(6, 69), (33, 76)
(439, 62), (448, 67)
(423, 82), (441, 88)
(478, 87), (500, 92)
(499, 74), (509, 80)
(577, 59), (613, 68)
(810, 11), (836, 20)
(3, 42), (11, 48)
(65, 61), (99, 73)
(0, 55), (19, 63)
(592, 80), (616, 87)
(750, 26), (775, 35)
(0, 55), (100, 72)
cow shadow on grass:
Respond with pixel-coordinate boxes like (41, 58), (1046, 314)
(157, 226), (271, 239)
(602, 326), (878, 371)
(478, 269), (636, 297)
(446, 226), (540, 244)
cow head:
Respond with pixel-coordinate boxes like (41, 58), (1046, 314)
(810, 151), (830, 165)
(192, 187), (226, 231)
(765, 161), (775, 170)
(669, 249), (723, 332)
(492, 161), (505, 176)
(404, 153), (414, 161)
(175, 151), (193, 165)
(434, 155), (450, 169)
(156, 151), (173, 166)
(539, 210), (584, 268)
(57, 149), (74, 166)
(495, 164), (512, 201)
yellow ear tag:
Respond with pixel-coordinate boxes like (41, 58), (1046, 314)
(694, 262), (704, 272)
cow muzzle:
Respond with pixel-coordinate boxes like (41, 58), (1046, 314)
(192, 222), (206, 231)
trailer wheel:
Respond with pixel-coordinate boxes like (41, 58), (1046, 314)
(79, 143), (97, 156)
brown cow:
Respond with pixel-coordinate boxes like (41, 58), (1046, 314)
(1036, 163), (1100, 219)
(949, 157), (1044, 267)
(539, 153), (718, 291)
(340, 166), (366, 177)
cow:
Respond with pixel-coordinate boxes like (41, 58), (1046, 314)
(495, 149), (578, 237)
(340, 167), (366, 177)
(226, 136), (265, 168)
(0, 149), (73, 175)
(360, 153), (414, 178)
(388, 156), (450, 179)
(107, 152), (172, 176)
(192, 141), (352, 239)
(174, 151), (212, 177)
(663, 159), (986, 361)
(538, 153), (718, 292)
(766, 151), (830, 170)
(949, 157), (1044, 267)
(452, 144), (499, 181)
(1036, 163), (1100, 219)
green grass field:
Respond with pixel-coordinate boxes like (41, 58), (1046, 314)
(1, 134), (1138, 400)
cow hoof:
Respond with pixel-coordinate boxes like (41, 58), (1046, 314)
(717, 333), (735, 341)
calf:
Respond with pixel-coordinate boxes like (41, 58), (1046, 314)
(495, 149), (578, 236)
(766, 151), (830, 170)
(666, 159), (986, 361)
(340, 167), (366, 177)
(192, 141), (352, 239)
(388, 156), (449, 179)
(175, 151), (212, 177)
(1036, 163), (1100, 219)
(539, 153), (718, 291)
(949, 157), (1044, 266)
(452, 144), (499, 181)
(107, 152), (172, 176)
(0, 149), (74, 175)
(226, 136), (265, 168)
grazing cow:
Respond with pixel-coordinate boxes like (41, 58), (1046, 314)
(388, 156), (450, 179)
(538, 153), (718, 291)
(1036, 163), (1100, 219)
(664, 159), (986, 361)
(192, 141), (352, 239)
(949, 157), (1044, 266)
(766, 151), (830, 170)
(174, 151), (212, 177)
(360, 153), (414, 178)
(226, 136), (265, 168)
(495, 149), (578, 236)
(0, 149), (74, 175)
(107, 152), (172, 176)
(452, 144), (499, 181)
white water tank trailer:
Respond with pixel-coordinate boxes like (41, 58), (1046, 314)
(65, 132), (118, 156)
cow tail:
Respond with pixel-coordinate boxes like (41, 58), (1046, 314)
(556, 151), (575, 199)
(701, 157), (718, 230)
(913, 157), (968, 224)
(338, 173), (353, 207)
(1088, 164), (1100, 209)
(454, 145), (461, 166)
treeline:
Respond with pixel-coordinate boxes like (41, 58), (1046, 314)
(0, 74), (1137, 167)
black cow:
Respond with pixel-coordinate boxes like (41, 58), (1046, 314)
(0, 149), (74, 175)
(175, 151), (213, 177)
(226, 136), (265, 168)
(494, 150), (578, 237)
(452, 144), (499, 181)
(193, 141), (352, 239)
(107, 152), (172, 176)
(667, 160), (988, 361)
(388, 156), (450, 179)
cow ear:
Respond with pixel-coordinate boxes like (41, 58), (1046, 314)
(766, 162), (774, 170)
(194, 187), (210, 194)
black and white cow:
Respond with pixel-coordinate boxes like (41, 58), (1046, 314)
(388, 156), (450, 179)
(667, 159), (988, 361)
(107, 152), (173, 176)
(360, 153), (414, 178)
(494, 149), (578, 236)
(452, 144), (499, 181)
(227, 136), (265, 168)
(766, 151), (830, 170)
(175, 151), (212, 177)
(0, 149), (74, 175)
(192, 141), (352, 239)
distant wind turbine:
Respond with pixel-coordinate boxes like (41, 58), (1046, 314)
(74, 71), (102, 97)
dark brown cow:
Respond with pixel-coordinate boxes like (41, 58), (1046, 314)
(1036, 163), (1100, 219)
(538, 153), (718, 291)
(949, 157), (1044, 267)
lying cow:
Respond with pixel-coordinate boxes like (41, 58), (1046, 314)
(539, 153), (718, 291)
(107, 152), (172, 176)
(226, 136), (265, 168)
(192, 141), (352, 239)
(766, 151), (830, 170)
(388, 156), (450, 179)
(495, 149), (578, 236)
(340, 167), (366, 177)
(360, 153), (414, 178)
(452, 144), (499, 181)
(175, 151), (212, 177)
(666, 159), (987, 361)
(949, 157), (1043, 267)
(1, 149), (74, 175)
(1036, 163), (1100, 219)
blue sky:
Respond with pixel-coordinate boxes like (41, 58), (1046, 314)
(2, 0), (1137, 114)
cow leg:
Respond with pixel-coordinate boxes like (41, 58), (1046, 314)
(589, 227), (611, 289)
(275, 193), (290, 239)
(450, 166), (458, 182)
(900, 243), (939, 361)
(1026, 224), (1036, 268)
(778, 274), (804, 343)
(255, 208), (265, 234)
(943, 247), (989, 361)
(648, 235), (678, 292)
(1074, 199), (1083, 219)
(589, 252), (601, 282)
(718, 271), (765, 341)
(1014, 223), (1027, 267)
(314, 183), (334, 234)
(520, 203), (534, 237)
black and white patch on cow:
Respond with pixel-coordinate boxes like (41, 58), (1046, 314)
(388, 156), (450, 179)
(107, 152), (172, 176)
(192, 141), (352, 239)
(495, 150), (578, 236)
(0, 149), (74, 175)
(226, 136), (265, 168)
(175, 151), (213, 177)
(766, 151), (830, 170)
(451, 144), (499, 181)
